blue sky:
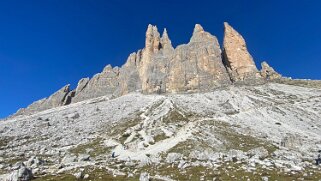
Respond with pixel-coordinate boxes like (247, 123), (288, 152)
(1, 0), (321, 118)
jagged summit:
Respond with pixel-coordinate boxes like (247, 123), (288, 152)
(223, 22), (261, 82)
(193, 24), (204, 33)
(13, 22), (282, 117)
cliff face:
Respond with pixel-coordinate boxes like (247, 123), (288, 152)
(13, 22), (281, 116)
(222, 22), (262, 82)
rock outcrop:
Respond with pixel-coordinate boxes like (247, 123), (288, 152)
(260, 61), (282, 80)
(13, 22), (281, 117)
(5, 162), (33, 181)
(223, 22), (261, 82)
(71, 65), (120, 103)
(166, 24), (231, 92)
(15, 84), (71, 116)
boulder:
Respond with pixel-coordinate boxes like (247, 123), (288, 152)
(25, 156), (44, 168)
(61, 154), (77, 165)
(139, 172), (150, 181)
(6, 162), (33, 181)
(280, 134), (302, 149)
(248, 147), (269, 159)
(78, 154), (90, 162)
(165, 153), (183, 163)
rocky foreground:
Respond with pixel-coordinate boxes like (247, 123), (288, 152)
(1, 82), (321, 180)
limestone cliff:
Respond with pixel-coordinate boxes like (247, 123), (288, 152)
(13, 22), (280, 116)
(223, 22), (262, 82)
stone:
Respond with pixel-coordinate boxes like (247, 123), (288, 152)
(223, 22), (261, 82)
(139, 172), (150, 181)
(83, 174), (89, 179)
(248, 147), (269, 159)
(25, 156), (44, 168)
(61, 154), (77, 165)
(78, 154), (90, 162)
(280, 134), (302, 149)
(73, 171), (83, 179)
(75, 77), (90, 94)
(262, 176), (269, 181)
(6, 162), (33, 181)
(165, 153), (183, 163)
(260, 61), (282, 80)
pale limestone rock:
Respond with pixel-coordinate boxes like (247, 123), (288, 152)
(72, 65), (120, 103)
(260, 61), (281, 80)
(223, 22), (261, 82)
(160, 28), (173, 51)
(6, 162), (33, 181)
(138, 24), (163, 93)
(13, 23), (275, 116)
(15, 85), (71, 116)
(138, 24), (230, 94)
(166, 24), (231, 92)
(139, 172), (150, 181)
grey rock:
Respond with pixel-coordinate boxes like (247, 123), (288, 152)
(61, 154), (77, 165)
(248, 147), (269, 159)
(262, 176), (269, 181)
(73, 171), (83, 179)
(78, 154), (90, 162)
(260, 61), (282, 80)
(25, 156), (44, 168)
(6, 162), (33, 181)
(75, 77), (90, 94)
(139, 172), (150, 181)
(83, 174), (89, 179)
(223, 22), (262, 82)
(72, 65), (120, 103)
(165, 153), (183, 163)
(14, 85), (71, 116)
(280, 134), (302, 149)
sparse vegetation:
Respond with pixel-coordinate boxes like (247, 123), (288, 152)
(163, 109), (189, 124)
(153, 133), (167, 142)
(69, 138), (110, 157)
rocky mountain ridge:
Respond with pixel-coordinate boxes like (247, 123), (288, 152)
(14, 22), (282, 117)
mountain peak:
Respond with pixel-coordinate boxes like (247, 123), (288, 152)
(193, 24), (204, 33)
(223, 22), (261, 81)
(161, 28), (173, 50)
(145, 24), (161, 53)
(12, 22), (282, 117)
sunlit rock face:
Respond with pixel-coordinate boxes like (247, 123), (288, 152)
(13, 22), (280, 116)
(260, 61), (282, 80)
(223, 22), (262, 82)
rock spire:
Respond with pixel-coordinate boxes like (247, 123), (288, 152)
(13, 22), (281, 117)
(223, 22), (261, 82)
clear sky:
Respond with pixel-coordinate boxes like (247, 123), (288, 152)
(1, 0), (321, 118)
